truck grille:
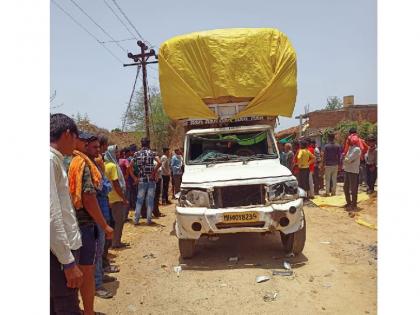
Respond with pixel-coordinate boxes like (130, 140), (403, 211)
(214, 184), (265, 208)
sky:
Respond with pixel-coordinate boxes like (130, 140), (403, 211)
(51, 0), (377, 131)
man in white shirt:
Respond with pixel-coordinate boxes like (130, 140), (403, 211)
(50, 113), (83, 314)
(343, 135), (362, 211)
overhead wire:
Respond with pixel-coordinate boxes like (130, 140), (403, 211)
(51, 0), (124, 64)
(110, 0), (155, 48)
(99, 37), (136, 44)
(103, 0), (137, 40)
(69, 0), (127, 53)
(122, 65), (141, 131)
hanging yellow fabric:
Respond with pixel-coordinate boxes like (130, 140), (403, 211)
(158, 28), (297, 120)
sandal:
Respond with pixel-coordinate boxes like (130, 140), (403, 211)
(103, 274), (116, 283)
(104, 265), (120, 273)
(95, 287), (113, 299)
(112, 243), (130, 249)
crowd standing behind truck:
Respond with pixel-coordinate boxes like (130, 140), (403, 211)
(278, 129), (377, 207)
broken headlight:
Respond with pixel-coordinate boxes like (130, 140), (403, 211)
(179, 189), (211, 208)
(267, 180), (299, 202)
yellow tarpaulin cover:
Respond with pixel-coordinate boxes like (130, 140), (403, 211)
(312, 192), (370, 208)
(158, 28), (297, 120)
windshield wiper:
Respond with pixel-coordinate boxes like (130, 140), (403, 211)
(239, 154), (278, 162)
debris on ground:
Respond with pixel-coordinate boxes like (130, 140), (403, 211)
(322, 283), (332, 288)
(312, 192), (369, 207)
(367, 244), (377, 259)
(272, 270), (293, 276)
(143, 253), (156, 259)
(220, 283), (228, 288)
(320, 241), (331, 244)
(263, 292), (278, 302)
(356, 218), (377, 230)
(127, 304), (137, 312)
(173, 266), (182, 277)
(256, 275), (271, 283)
(309, 275), (315, 282)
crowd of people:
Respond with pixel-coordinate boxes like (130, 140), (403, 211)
(50, 113), (184, 315)
(50, 111), (377, 314)
(278, 127), (377, 211)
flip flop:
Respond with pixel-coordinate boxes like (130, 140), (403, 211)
(104, 265), (120, 273)
(95, 287), (113, 299)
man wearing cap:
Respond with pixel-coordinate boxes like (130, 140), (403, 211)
(133, 138), (162, 225)
(66, 132), (114, 315)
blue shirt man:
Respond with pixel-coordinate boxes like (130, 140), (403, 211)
(170, 151), (183, 175)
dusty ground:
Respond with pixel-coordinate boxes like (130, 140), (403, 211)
(95, 184), (377, 315)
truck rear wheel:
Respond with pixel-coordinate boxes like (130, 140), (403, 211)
(280, 216), (306, 255)
(178, 239), (196, 259)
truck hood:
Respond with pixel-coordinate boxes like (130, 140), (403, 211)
(181, 159), (295, 188)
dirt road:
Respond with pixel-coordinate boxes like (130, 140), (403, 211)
(95, 192), (377, 315)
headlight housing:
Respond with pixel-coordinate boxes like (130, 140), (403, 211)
(267, 180), (299, 202)
(179, 189), (211, 208)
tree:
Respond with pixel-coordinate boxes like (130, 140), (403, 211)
(334, 120), (377, 144)
(124, 87), (174, 152)
(111, 128), (122, 132)
(325, 96), (343, 110)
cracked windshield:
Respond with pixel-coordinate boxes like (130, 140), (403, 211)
(188, 130), (278, 164)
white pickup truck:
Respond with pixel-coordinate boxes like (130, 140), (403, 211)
(175, 120), (306, 258)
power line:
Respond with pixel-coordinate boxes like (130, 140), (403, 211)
(99, 37), (136, 44)
(103, 0), (137, 40)
(110, 0), (154, 48)
(69, 0), (127, 53)
(122, 65), (141, 131)
(51, 0), (124, 64)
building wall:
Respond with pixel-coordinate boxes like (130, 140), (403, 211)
(308, 106), (377, 129)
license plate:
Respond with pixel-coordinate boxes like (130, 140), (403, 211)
(223, 211), (259, 223)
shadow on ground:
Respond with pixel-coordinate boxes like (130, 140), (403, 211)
(178, 232), (308, 271)
(104, 280), (120, 296)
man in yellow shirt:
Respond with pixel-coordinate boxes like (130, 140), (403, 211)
(296, 140), (315, 197)
(104, 145), (129, 249)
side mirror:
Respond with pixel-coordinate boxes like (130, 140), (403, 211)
(175, 192), (181, 200)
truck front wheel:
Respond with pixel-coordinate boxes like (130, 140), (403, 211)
(178, 239), (196, 259)
(280, 217), (306, 255)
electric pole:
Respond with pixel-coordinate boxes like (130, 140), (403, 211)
(124, 40), (158, 139)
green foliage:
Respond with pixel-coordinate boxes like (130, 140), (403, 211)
(124, 87), (172, 152)
(334, 120), (377, 144)
(321, 127), (335, 144)
(325, 96), (343, 110)
(111, 128), (122, 132)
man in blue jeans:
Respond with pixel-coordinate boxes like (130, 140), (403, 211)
(133, 138), (162, 225)
(93, 156), (115, 299)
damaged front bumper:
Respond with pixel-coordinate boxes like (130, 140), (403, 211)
(175, 198), (304, 240)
